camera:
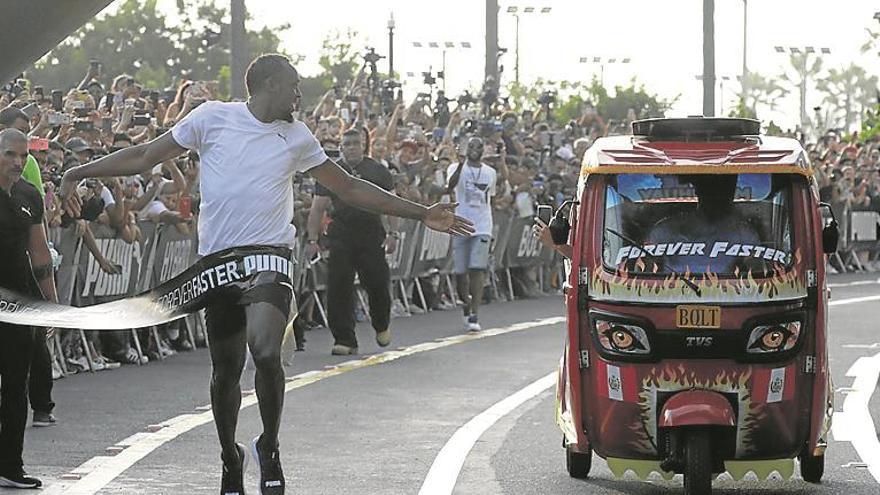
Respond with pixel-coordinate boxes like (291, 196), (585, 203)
(363, 47), (385, 65)
(537, 90), (557, 106)
(422, 72), (436, 86)
(457, 91), (477, 107)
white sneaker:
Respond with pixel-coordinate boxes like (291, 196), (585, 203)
(467, 315), (481, 332)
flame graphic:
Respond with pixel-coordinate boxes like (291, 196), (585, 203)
(630, 363), (762, 457)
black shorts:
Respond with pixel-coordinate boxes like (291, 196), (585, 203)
(204, 271), (295, 339)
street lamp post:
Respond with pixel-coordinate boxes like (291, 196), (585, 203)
(774, 45), (831, 129)
(506, 5), (551, 85)
(388, 13), (395, 77)
(578, 56), (631, 87)
(695, 74), (734, 115)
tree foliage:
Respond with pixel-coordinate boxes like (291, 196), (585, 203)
(816, 64), (878, 132)
(504, 76), (675, 123)
(729, 71), (788, 119)
(27, 0), (289, 96)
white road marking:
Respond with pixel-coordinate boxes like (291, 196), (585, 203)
(44, 292), (880, 494)
(827, 279), (880, 288)
(828, 294), (880, 306)
(43, 316), (565, 495)
(418, 373), (556, 495)
(831, 352), (880, 483)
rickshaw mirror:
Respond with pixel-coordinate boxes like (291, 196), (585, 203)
(548, 200), (580, 245)
(819, 202), (839, 254)
(549, 214), (570, 245)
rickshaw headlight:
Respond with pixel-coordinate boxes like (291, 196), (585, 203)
(595, 319), (650, 354)
(746, 321), (801, 353)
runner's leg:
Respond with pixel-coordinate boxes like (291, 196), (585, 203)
(206, 304), (248, 463)
(245, 301), (287, 451)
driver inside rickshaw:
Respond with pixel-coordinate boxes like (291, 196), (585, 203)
(644, 174), (761, 273)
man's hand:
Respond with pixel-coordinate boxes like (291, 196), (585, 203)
(60, 174), (82, 218)
(305, 241), (320, 260)
(423, 203), (474, 236)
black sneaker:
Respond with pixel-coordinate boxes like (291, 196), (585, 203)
(220, 442), (248, 495)
(251, 435), (285, 494)
(0, 471), (42, 489)
(32, 411), (57, 427)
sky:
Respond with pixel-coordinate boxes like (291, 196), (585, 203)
(106, 0), (880, 128)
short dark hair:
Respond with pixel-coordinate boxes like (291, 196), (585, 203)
(0, 106), (28, 127)
(245, 54), (295, 96)
(342, 128), (362, 140)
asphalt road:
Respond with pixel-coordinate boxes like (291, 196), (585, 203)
(12, 272), (880, 494)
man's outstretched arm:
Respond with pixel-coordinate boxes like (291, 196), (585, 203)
(309, 159), (474, 236)
(60, 132), (187, 217)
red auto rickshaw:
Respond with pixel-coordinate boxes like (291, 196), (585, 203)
(551, 118), (837, 494)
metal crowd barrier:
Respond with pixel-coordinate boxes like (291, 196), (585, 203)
(48, 213), (562, 370)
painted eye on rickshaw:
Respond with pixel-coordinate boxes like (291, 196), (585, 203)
(746, 321), (801, 353)
(595, 320), (650, 354)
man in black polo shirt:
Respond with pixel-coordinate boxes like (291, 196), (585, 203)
(0, 129), (58, 489)
(307, 128), (397, 355)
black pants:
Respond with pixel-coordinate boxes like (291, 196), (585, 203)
(0, 324), (35, 475)
(29, 328), (54, 415)
(327, 240), (391, 348)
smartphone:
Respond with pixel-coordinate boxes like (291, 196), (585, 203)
(132, 114), (151, 126)
(28, 137), (49, 151)
(536, 204), (553, 225)
(150, 90), (160, 108)
(495, 142), (504, 154)
(21, 103), (39, 119)
(178, 195), (192, 220)
(104, 94), (114, 112)
(51, 90), (63, 112)
(101, 116), (113, 133)
(73, 119), (94, 131)
(47, 112), (70, 126)
(32, 86), (44, 101)
(90, 59), (101, 71)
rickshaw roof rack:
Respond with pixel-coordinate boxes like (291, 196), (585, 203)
(632, 117), (762, 142)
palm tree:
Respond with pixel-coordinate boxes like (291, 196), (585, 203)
(816, 64), (879, 132)
(733, 71), (788, 119)
(778, 53), (824, 130)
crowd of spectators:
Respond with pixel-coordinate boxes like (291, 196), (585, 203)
(807, 129), (880, 271)
(5, 58), (877, 376)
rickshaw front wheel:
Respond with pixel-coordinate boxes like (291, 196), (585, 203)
(683, 428), (712, 495)
(565, 444), (592, 479)
(798, 449), (824, 483)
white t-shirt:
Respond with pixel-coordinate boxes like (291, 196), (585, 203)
(447, 161), (496, 236)
(171, 101), (328, 255)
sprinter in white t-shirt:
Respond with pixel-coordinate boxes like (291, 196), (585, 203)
(60, 54), (473, 495)
(446, 137), (496, 332)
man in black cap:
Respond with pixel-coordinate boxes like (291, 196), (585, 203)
(64, 137), (95, 165)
